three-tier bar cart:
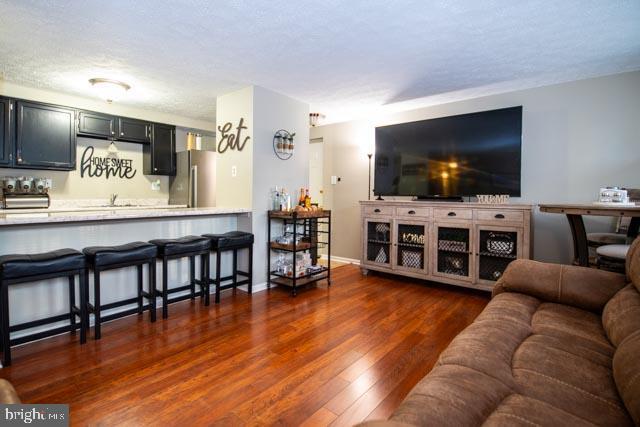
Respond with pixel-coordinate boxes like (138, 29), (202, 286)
(267, 210), (332, 296)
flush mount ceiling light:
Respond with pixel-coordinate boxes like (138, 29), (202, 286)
(88, 78), (131, 103)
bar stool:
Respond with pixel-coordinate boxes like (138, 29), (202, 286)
(149, 236), (211, 318)
(0, 249), (87, 366)
(202, 231), (254, 304)
(83, 242), (158, 340)
(596, 243), (630, 273)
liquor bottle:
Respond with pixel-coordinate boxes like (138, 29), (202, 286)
(298, 188), (306, 206)
(304, 188), (311, 208)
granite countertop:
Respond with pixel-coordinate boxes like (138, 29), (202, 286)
(0, 206), (251, 226)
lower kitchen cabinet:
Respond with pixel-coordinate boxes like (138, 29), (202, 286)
(143, 123), (176, 175)
(15, 100), (76, 170)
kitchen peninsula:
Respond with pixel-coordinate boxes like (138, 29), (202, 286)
(0, 205), (250, 336)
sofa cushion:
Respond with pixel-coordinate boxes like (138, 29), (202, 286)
(603, 284), (640, 347)
(483, 394), (595, 427)
(626, 236), (640, 292)
(613, 331), (640, 425)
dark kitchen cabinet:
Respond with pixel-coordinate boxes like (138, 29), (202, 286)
(78, 111), (117, 139)
(0, 97), (11, 166)
(144, 123), (175, 175)
(15, 100), (76, 170)
(118, 117), (151, 143)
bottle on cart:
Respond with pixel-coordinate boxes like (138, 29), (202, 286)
(298, 188), (306, 206)
(304, 188), (311, 208)
(282, 188), (291, 211)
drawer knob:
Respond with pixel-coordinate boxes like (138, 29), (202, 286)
(495, 213), (505, 219)
(374, 208), (381, 213)
(408, 210), (415, 215)
(447, 212), (456, 217)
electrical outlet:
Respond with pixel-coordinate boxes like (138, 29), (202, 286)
(231, 165), (237, 177)
(151, 179), (161, 191)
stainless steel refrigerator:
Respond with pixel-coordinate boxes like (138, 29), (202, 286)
(169, 150), (216, 207)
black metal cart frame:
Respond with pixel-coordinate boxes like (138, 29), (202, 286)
(267, 210), (331, 296)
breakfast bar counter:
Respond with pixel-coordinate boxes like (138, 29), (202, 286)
(0, 206), (252, 337)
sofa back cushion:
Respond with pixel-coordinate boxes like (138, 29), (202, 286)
(613, 330), (640, 425)
(626, 236), (640, 292)
(603, 284), (640, 347)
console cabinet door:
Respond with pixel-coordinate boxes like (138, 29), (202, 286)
(15, 101), (76, 170)
(431, 222), (474, 282)
(393, 220), (428, 275)
(362, 217), (393, 269)
(475, 225), (522, 287)
(78, 111), (117, 139)
(0, 97), (11, 166)
(118, 117), (151, 143)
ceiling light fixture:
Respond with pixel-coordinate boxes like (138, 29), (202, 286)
(88, 78), (131, 103)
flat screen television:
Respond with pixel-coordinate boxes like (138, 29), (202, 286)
(374, 106), (522, 198)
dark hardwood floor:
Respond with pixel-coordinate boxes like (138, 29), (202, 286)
(1, 265), (489, 426)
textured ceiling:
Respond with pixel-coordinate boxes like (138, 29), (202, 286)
(1, 0), (639, 123)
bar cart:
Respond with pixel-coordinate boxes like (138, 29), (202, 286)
(267, 209), (331, 296)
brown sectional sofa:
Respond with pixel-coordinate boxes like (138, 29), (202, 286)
(362, 238), (640, 426)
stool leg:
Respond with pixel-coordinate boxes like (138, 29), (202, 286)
(1, 282), (11, 366)
(204, 254), (211, 306)
(79, 269), (88, 344)
(232, 249), (238, 290)
(94, 269), (101, 340)
(137, 265), (144, 315)
(215, 249), (221, 304)
(248, 245), (253, 295)
(200, 255), (206, 302)
(148, 260), (156, 323)
(68, 275), (76, 332)
(162, 257), (169, 319)
(189, 256), (196, 300)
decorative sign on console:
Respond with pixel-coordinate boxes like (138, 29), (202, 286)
(217, 117), (250, 154)
(80, 146), (137, 179)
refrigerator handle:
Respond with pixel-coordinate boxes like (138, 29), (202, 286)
(192, 165), (198, 207)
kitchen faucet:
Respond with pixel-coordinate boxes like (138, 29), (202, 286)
(109, 193), (118, 207)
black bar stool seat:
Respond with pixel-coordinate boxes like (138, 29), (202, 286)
(149, 236), (211, 318)
(83, 242), (157, 340)
(202, 231), (254, 304)
(0, 249), (88, 366)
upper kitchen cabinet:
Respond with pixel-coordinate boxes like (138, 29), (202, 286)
(78, 111), (117, 139)
(0, 97), (11, 166)
(144, 123), (176, 175)
(117, 117), (151, 143)
(15, 100), (76, 170)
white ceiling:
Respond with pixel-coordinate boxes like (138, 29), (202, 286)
(1, 0), (639, 124)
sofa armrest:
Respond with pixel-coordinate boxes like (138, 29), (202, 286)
(493, 259), (627, 313)
(0, 379), (20, 404)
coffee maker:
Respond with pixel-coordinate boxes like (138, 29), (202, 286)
(1, 176), (51, 209)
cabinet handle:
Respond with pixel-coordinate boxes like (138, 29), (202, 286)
(447, 212), (456, 217)
(408, 210), (415, 215)
(120, 132), (124, 136)
(495, 214), (505, 219)
(374, 208), (381, 213)
(111, 131), (115, 135)
(154, 167), (158, 172)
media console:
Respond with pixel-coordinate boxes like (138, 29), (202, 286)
(360, 200), (532, 292)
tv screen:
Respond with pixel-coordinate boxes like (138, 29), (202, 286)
(374, 106), (522, 197)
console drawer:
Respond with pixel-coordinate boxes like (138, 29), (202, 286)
(363, 205), (393, 216)
(475, 209), (524, 223)
(396, 207), (431, 218)
(434, 208), (473, 220)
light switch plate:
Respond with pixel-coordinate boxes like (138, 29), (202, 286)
(331, 175), (338, 185)
(151, 179), (161, 191)
(231, 165), (237, 177)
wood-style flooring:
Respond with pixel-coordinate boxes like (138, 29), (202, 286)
(1, 265), (489, 426)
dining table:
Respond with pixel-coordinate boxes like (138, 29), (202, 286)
(539, 203), (640, 267)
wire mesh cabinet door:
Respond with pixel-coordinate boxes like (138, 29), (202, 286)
(474, 224), (523, 287)
(431, 222), (474, 282)
(393, 220), (428, 275)
(362, 217), (394, 269)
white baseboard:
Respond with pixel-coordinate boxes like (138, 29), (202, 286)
(320, 254), (360, 266)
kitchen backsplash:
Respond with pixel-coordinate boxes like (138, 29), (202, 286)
(1, 137), (169, 200)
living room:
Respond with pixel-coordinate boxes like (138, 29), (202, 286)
(0, 1), (639, 426)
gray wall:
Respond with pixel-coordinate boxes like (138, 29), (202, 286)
(311, 71), (640, 264)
